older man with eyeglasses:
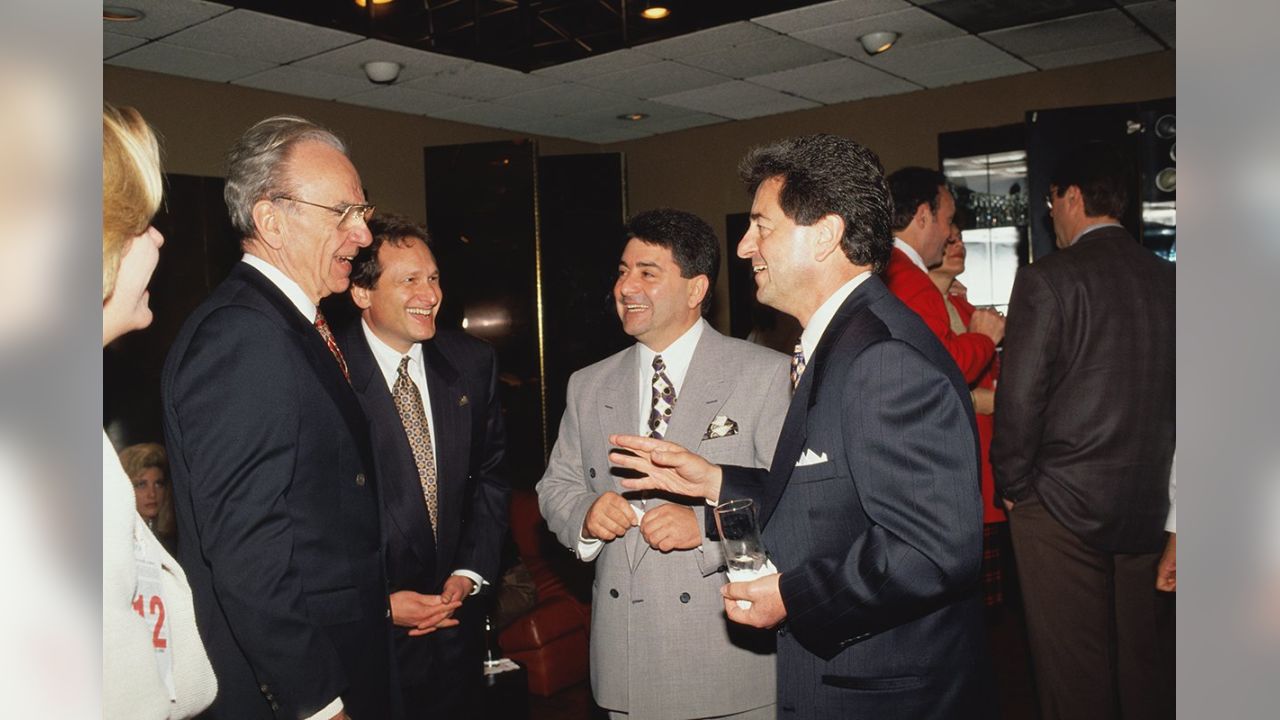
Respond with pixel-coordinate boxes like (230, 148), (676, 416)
(162, 116), (395, 720)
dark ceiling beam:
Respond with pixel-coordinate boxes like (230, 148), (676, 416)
(537, 14), (594, 53)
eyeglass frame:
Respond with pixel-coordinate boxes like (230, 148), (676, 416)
(272, 195), (375, 228)
(1043, 186), (1060, 212)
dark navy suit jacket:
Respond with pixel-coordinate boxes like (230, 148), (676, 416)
(162, 263), (394, 719)
(719, 274), (995, 718)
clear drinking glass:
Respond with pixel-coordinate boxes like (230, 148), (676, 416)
(715, 499), (775, 607)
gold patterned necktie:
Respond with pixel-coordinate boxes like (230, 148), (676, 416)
(648, 354), (676, 439)
(392, 356), (438, 539)
(313, 310), (350, 382)
(790, 342), (807, 390)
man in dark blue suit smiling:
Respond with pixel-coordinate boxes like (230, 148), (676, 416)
(612, 134), (994, 719)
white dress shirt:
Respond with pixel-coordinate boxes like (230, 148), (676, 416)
(893, 237), (929, 273)
(578, 318), (707, 560)
(798, 272), (874, 367)
(361, 320), (485, 594)
(242, 253), (316, 321)
(1068, 221), (1124, 247)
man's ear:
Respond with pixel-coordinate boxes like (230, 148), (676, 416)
(687, 274), (710, 310)
(252, 199), (285, 250)
(912, 201), (932, 230)
(812, 213), (845, 262)
(351, 283), (373, 310)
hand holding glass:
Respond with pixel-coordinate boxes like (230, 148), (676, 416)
(714, 499), (777, 609)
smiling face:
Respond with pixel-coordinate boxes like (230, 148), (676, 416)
(352, 236), (442, 354)
(614, 238), (705, 352)
(272, 141), (372, 302)
(131, 466), (166, 522)
(737, 176), (820, 321)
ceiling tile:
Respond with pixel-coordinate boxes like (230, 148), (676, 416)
(865, 35), (1030, 83)
(107, 42), (273, 83)
(340, 85), (472, 115)
(981, 9), (1151, 58)
(293, 39), (468, 83)
(793, 7), (967, 57)
(233, 66), (375, 101)
(102, 0), (231, 40)
(406, 63), (559, 101)
(749, 58), (920, 104)
(652, 80), (819, 121)
(533, 49), (660, 80)
(912, 58), (1037, 88)
(427, 102), (561, 135)
(163, 9), (362, 64)
(755, 0), (910, 34)
(1024, 37), (1163, 70)
(574, 60), (729, 99)
(491, 83), (639, 117)
(679, 35), (838, 79)
(104, 31), (147, 59)
(1125, 1), (1175, 47)
(635, 21), (778, 60)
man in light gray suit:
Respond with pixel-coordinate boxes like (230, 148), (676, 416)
(538, 209), (790, 719)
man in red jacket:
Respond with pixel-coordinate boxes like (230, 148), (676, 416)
(881, 167), (1003, 383)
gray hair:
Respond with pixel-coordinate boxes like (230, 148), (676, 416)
(223, 115), (347, 239)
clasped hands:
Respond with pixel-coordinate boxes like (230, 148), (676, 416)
(601, 434), (787, 629)
(582, 492), (702, 552)
(389, 574), (474, 637)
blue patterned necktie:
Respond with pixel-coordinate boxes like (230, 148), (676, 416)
(392, 356), (438, 538)
(791, 343), (807, 390)
(648, 354), (676, 439)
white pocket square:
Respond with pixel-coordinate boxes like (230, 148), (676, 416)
(796, 448), (829, 467)
(703, 415), (739, 440)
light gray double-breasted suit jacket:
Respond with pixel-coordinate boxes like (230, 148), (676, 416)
(538, 324), (790, 719)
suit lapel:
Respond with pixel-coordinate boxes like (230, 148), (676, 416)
(339, 322), (437, 572)
(239, 268), (372, 466)
(424, 341), (470, 569)
(758, 277), (883, 529)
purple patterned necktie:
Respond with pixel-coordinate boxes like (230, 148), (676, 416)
(648, 354), (676, 439)
(791, 342), (807, 390)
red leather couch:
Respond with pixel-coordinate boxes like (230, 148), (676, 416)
(498, 489), (591, 697)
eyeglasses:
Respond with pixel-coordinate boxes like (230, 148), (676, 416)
(273, 195), (375, 228)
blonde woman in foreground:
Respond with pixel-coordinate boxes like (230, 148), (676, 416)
(102, 102), (217, 718)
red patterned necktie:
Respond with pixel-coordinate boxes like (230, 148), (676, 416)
(313, 310), (350, 383)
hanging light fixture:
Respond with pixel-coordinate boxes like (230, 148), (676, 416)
(354, 0), (394, 7)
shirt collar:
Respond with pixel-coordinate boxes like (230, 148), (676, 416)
(635, 317), (705, 394)
(361, 317), (425, 389)
(241, 253), (317, 322)
(893, 237), (928, 273)
(799, 271), (873, 364)
(1068, 221), (1124, 247)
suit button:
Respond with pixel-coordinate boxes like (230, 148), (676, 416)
(679, 592), (691, 604)
(589, 467), (596, 478)
(609, 588), (619, 598)
(355, 472), (366, 487)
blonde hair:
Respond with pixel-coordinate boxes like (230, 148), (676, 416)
(119, 442), (176, 541)
(103, 103), (162, 301)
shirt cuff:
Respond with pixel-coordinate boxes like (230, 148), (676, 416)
(576, 534), (604, 562)
(303, 697), (343, 720)
(451, 569), (486, 596)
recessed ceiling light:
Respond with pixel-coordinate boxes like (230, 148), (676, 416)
(641, 4), (670, 21)
(103, 6), (145, 22)
(618, 113), (649, 122)
(858, 31), (900, 55)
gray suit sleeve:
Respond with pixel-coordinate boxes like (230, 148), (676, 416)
(536, 372), (601, 559)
